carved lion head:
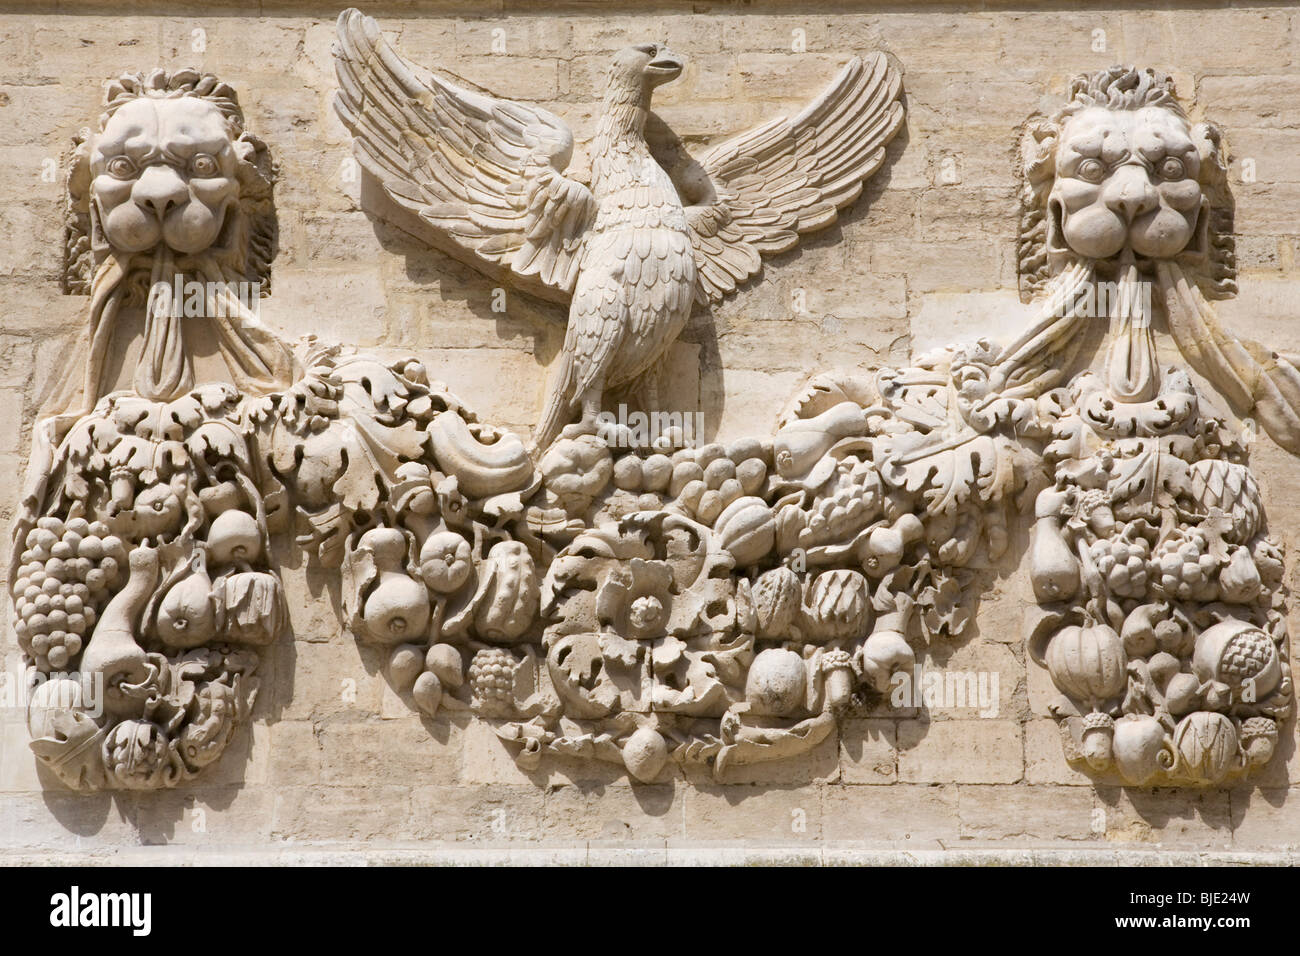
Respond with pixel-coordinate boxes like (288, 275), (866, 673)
(63, 69), (276, 295)
(1016, 66), (1235, 301)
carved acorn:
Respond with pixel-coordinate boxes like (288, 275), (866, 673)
(359, 528), (430, 645)
(1079, 711), (1115, 770)
(1044, 623), (1127, 706)
(472, 541), (540, 643)
(751, 566), (802, 639)
(802, 569), (871, 642)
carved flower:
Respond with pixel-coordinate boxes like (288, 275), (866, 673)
(102, 719), (178, 790)
(596, 559), (674, 641)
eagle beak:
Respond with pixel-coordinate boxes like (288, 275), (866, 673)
(647, 45), (684, 79)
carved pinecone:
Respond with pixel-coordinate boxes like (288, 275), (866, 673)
(468, 648), (516, 718)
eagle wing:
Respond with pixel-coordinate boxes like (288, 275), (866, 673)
(333, 9), (596, 302)
(685, 53), (904, 305)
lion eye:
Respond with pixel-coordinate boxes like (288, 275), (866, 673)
(1075, 158), (1106, 183)
(1157, 157), (1186, 180)
(191, 153), (219, 177)
(106, 156), (136, 179)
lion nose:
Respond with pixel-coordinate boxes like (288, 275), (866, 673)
(1103, 165), (1158, 222)
(132, 164), (189, 220)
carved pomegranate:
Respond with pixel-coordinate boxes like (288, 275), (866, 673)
(473, 541), (540, 643)
(1044, 623), (1126, 705)
(1191, 619), (1280, 701)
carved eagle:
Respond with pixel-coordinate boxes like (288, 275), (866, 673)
(333, 9), (904, 450)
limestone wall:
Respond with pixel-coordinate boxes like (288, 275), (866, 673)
(1, 0), (1298, 860)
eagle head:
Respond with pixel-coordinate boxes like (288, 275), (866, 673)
(608, 42), (684, 95)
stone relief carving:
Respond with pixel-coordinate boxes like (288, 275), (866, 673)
(6, 29), (1292, 792)
(1014, 67), (1293, 785)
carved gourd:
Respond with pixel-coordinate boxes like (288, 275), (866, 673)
(1044, 623), (1126, 705)
(206, 509), (262, 567)
(427, 411), (533, 498)
(1030, 487), (1078, 602)
(472, 541), (539, 643)
(80, 544), (158, 718)
(360, 528), (430, 644)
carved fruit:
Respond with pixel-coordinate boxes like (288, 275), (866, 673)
(1112, 715), (1172, 785)
(1186, 460), (1261, 544)
(469, 648), (516, 718)
(752, 567), (802, 639)
(859, 628), (915, 694)
(1029, 516), (1079, 602)
(622, 727), (668, 782)
(1218, 547), (1262, 604)
(1080, 712), (1114, 770)
(388, 644), (425, 693)
(425, 643), (464, 689)
(81, 544), (157, 718)
(360, 529), (430, 645)
(412, 671), (443, 715)
(417, 530), (473, 593)
(221, 571), (285, 645)
(1164, 672), (1201, 716)
(1172, 711), (1240, 784)
(473, 541), (539, 643)
(802, 569), (871, 642)
(156, 560), (217, 649)
(27, 676), (85, 741)
(744, 648), (806, 716)
(714, 496), (776, 567)
(1044, 624), (1126, 705)
(206, 510), (262, 566)
(860, 524), (904, 576)
(1192, 619), (1280, 701)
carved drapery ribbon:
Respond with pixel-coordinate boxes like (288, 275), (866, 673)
(1105, 260), (1158, 403)
(137, 245), (193, 400)
(1159, 261), (1300, 454)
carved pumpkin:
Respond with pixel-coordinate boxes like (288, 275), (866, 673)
(1044, 623), (1127, 704)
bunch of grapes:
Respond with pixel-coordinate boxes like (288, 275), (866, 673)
(11, 516), (127, 671)
(1086, 530), (1151, 599)
(468, 648), (517, 718)
(802, 456), (883, 547)
(664, 442), (768, 527)
(1153, 528), (1219, 601)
